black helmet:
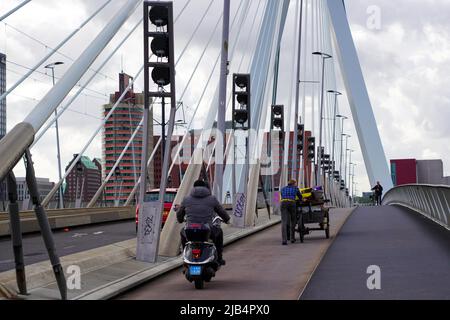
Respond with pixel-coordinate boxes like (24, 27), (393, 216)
(194, 179), (208, 188)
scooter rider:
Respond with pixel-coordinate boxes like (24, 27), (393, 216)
(176, 180), (231, 266)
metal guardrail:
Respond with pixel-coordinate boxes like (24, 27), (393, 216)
(382, 184), (450, 230)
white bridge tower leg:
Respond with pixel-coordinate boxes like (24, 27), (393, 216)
(326, 0), (393, 191)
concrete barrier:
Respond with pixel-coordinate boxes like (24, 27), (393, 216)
(0, 206), (135, 237)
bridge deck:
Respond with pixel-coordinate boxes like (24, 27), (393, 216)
(116, 208), (353, 300)
(301, 206), (450, 300)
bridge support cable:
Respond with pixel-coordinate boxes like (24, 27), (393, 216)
(236, 0), (290, 227)
(163, 0), (251, 178)
(0, 0), (142, 184)
(0, 0), (113, 104)
(0, 0), (32, 22)
(87, 119), (143, 208)
(326, 0), (392, 191)
(291, 0), (304, 183)
(175, 0), (216, 66)
(124, 137), (162, 206)
(213, 0), (231, 200)
(167, 0), (256, 183)
(32, 18), (142, 146)
(81, 1), (226, 208)
(159, 0), (255, 257)
(206, 0), (267, 203)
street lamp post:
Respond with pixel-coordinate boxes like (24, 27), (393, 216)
(347, 150), (354, 192)
(44, 62), (64, 209)
(341, 133), (350, 189)
(312, 52), (332, 186)
(328, 91), (342, 179)
(298, 80), (320, 187)
(344, 146), (353, 193)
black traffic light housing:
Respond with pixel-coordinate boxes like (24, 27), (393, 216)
(144, 1), (176, 100)
(297, 123), (304, 151)
(232, 74), (251, 130)
(307, 137), (315, 160)
(271, 105), (284, 131)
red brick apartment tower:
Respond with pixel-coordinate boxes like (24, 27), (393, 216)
(102, 73), (153, 204)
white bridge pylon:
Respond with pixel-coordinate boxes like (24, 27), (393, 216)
(326, 0), (393, 190)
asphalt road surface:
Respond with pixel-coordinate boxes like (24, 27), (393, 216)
(301, 206), (450, 300)
(115, 208), (351, 301)
(0, 220), (135, 272)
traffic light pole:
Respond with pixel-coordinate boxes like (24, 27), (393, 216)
(214, 0), (231, 201)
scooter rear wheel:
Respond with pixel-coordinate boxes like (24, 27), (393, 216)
(194, 279), (204, 289)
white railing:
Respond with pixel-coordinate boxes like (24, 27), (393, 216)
(382, 184), (450, 230)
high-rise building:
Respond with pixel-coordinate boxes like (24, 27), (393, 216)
(64, 155), (102, 205)
(102, 73), (153, 204)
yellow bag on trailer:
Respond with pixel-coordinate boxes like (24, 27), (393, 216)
(300, 188), (313, 200)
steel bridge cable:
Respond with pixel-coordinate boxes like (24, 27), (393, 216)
(0, 0), (31, 22)
(32, 18), (143, 146)
(0, 0), (113, 103)
(34, 0), (193, 147)
(5, 59), (107, 99)
(3, 22), (116, 82)
(5, 66), (106, 102)
(178, 12), (222, 104)
(87, 118), (144, 207)
(42, 65), (145, 207)
(98, 3), (225, 194)
(175, 0), (215, 66)
(43, 0), (197, 204)
(124, 137), (162, 206)
(206, 0), (266, 173)
(207, 0), (266, 186)
(167, 0), (249, 175)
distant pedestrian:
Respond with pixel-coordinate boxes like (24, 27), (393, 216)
(371, 181), (383, 206)
(280, 180), (302, 245)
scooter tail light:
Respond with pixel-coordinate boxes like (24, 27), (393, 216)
(192, 249), (202, 259)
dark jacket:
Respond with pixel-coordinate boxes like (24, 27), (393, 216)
(371, 184), (383, 195)
(176, 186), (231, 226)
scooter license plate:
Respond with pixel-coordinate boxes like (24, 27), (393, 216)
(189, 265), (202, 276)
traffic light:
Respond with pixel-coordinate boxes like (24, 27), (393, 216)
(297, 124), (304, 151)
(307, 137), (315, 160)
(271, 105), (284, 130)
(145, 2), (176, 99)
(333, 171), (340, 180)
(232, 74), (251, 130)
(322, 154), (330, 171)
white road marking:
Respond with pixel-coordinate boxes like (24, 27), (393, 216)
(93, 231), (104, 235)
(72, 233), (88, 238)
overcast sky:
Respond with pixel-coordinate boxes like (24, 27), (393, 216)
(1, 0), (449, 194)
